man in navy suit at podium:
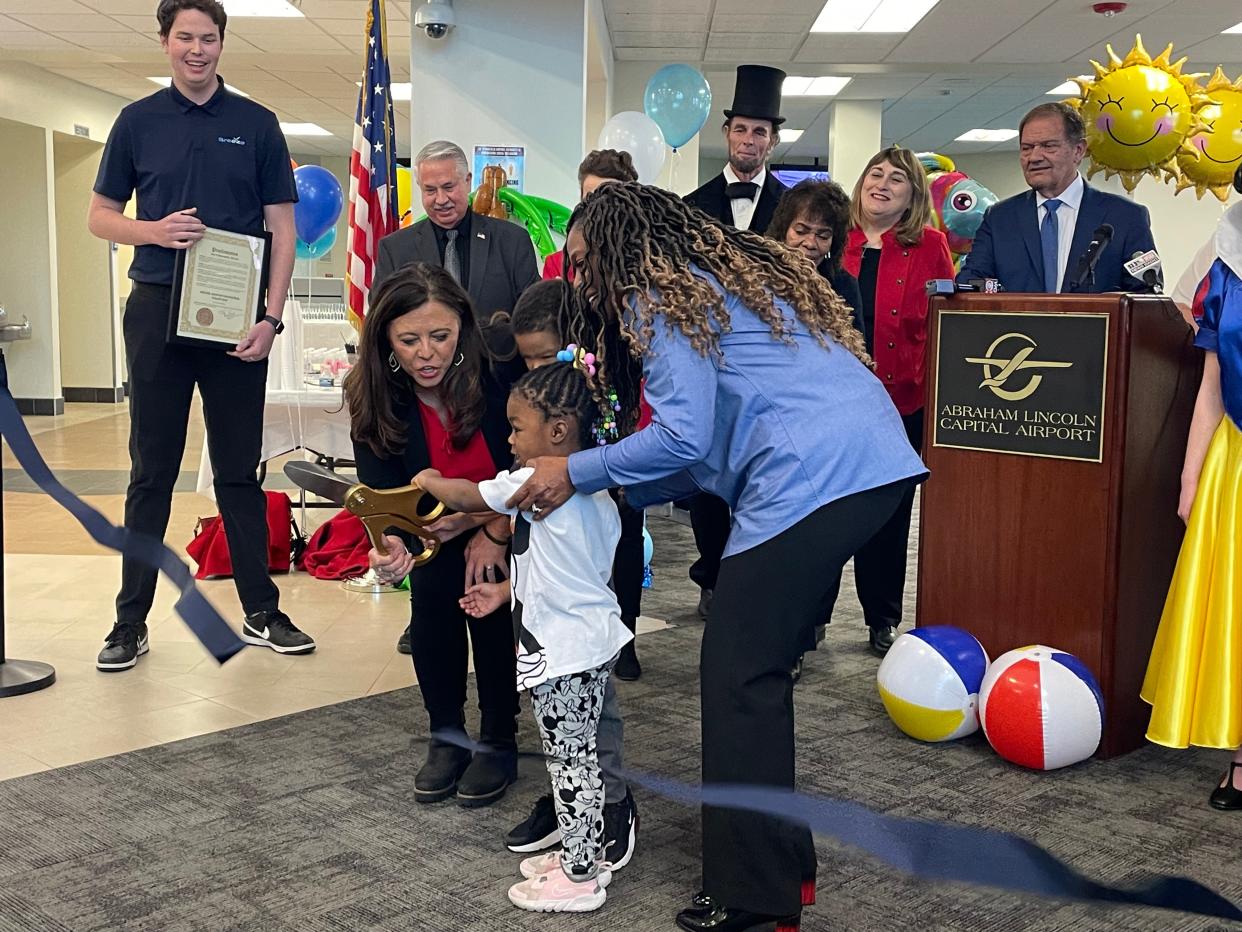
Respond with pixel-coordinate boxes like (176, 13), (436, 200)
(957, 102), (1157, 293)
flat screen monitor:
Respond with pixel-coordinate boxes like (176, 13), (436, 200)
(770, 165), (831, 188)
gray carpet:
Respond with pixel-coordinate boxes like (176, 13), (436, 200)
(2, 517), (1241, 932)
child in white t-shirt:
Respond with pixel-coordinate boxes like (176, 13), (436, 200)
(414, 361), (632, 914)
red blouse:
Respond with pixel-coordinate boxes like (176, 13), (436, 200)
(418, 401), (498, 483)
(542, 252), (571, 281)
(843, 225), (956, 416)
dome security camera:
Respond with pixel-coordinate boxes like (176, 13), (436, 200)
(414, 0), (455, 39)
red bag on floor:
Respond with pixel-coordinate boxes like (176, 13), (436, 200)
(299, 509), (372, 580)
(186, 491), (300, 579)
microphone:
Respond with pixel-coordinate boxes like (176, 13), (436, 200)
(1070, 223), (1114, 291)
(1123, 249), (1163, 292)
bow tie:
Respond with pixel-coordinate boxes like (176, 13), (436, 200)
(726, 181), (759, 201)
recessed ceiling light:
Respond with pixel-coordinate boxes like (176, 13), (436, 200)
(779, 129), (805, 143)
(783, 76), (851, 97)
(222, 0), (303, 16)
(1222, 20), (1242, 33)
(811, 0), (940, 33)
(148, 75), (249, 97)
(1046, 80), (1081, 95)
(357, 81), (411, 101)
(280, 122), (332, 136)
(955, 128), (1018, 142)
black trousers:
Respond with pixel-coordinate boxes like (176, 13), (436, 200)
(688, 492), (730, 592)
(701, 479), (914, 915)
(408, 531), (519, 746)
(116, 283), (278, 625)
(611, 491), (644, 624)
(823, 408), (924, 631)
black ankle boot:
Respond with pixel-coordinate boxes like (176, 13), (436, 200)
(414, 739), (470, 803)
(457, 745), (517, 808)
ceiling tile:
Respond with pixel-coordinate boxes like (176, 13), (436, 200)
(0, 31), (81, 48)
(605, 12), (708, 31)
(0, 0), (92, 12)
(712, 14), (811, 32)
(612, 31), (703, 48)
(707, 32), (800, 52)
(613, 48), (687, 61)
(75, 0), (161, 13)
(297, 0), (369, 15)
(53, 31), (159, 47)
(10, 11), (130, 30)
(796, 34), (904, 61)
(704, 47), (795, 61)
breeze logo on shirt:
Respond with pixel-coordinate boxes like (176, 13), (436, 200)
(218, 136), (245, 146)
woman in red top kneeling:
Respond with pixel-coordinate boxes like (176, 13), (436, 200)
(345, 263), (520, 809)
(839, 146), (955, 657)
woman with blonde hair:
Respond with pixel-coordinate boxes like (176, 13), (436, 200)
(838, 145), (955, 656)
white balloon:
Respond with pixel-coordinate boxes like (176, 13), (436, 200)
(597, 111), (667, 184)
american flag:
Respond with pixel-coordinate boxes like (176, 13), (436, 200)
(344, 0), (399, 329)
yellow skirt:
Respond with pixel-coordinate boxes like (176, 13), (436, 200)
(1142, 416), (1242, 749)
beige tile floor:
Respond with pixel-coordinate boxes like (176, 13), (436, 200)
(0, 400), (668, 781)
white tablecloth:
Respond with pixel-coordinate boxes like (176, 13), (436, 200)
(196, 387), (353, 496)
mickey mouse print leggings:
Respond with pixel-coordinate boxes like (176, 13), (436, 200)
(530, 659), (614, 880)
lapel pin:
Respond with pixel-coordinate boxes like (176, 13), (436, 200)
(477, 232), (486, 239)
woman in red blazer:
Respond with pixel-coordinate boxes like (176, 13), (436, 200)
(839, 146), (955, 657)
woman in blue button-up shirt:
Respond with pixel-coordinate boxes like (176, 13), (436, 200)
(508, 183), (926, 932)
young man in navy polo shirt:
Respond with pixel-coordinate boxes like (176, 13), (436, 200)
(87, 0), (313, 669)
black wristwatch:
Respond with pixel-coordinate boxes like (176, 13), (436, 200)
(260, 314), (285, 335)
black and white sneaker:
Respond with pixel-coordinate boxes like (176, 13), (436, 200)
(506, 793), (561, 853)
(241, 610), (315, 655)
(602, 788), (638, 870)
(96, 623), (149, 672)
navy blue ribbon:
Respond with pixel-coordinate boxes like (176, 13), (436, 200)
(431, 730), (1242, 922)
(0, 386), (243, 663)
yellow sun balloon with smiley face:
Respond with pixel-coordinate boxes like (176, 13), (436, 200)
(1066, 35), (1211, 193)
(1176, 67), (1242, 202)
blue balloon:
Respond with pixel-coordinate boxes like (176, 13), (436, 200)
(642, 525), (654, 567)
(644, 64), (712, 150)
(293, 165), (343, 245)
(295, 226), (337, 260)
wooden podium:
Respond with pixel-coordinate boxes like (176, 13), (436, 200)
(916, 293), (1201, 757)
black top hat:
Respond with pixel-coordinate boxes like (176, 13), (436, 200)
(723, 65), (786, 126)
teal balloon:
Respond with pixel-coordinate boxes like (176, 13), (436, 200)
(642, 526), (653, 566)
(296, 226), (337, 260)
(644, 64), (712, 150)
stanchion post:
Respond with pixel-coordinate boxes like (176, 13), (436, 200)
(0, 336), (57, 697)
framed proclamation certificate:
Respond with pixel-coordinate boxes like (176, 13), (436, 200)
(168, 227), (272, 349)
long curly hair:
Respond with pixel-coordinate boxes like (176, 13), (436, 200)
(558, 182), (869, 429)
(344, 263), (487, 458)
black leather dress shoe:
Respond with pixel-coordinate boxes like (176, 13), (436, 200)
(697, 588), (714, 620)
(791, 654), (804, 684)
(397, 624), (411, 655)
(456, 748), (517, 808)
(414, 741), (470, 803)
(868, 624), (898, 656)
(1210, 762), (1242, 810)
(675, 900), (799, 931)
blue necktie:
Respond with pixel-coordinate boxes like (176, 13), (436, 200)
(1040, 198), (1062, 293)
